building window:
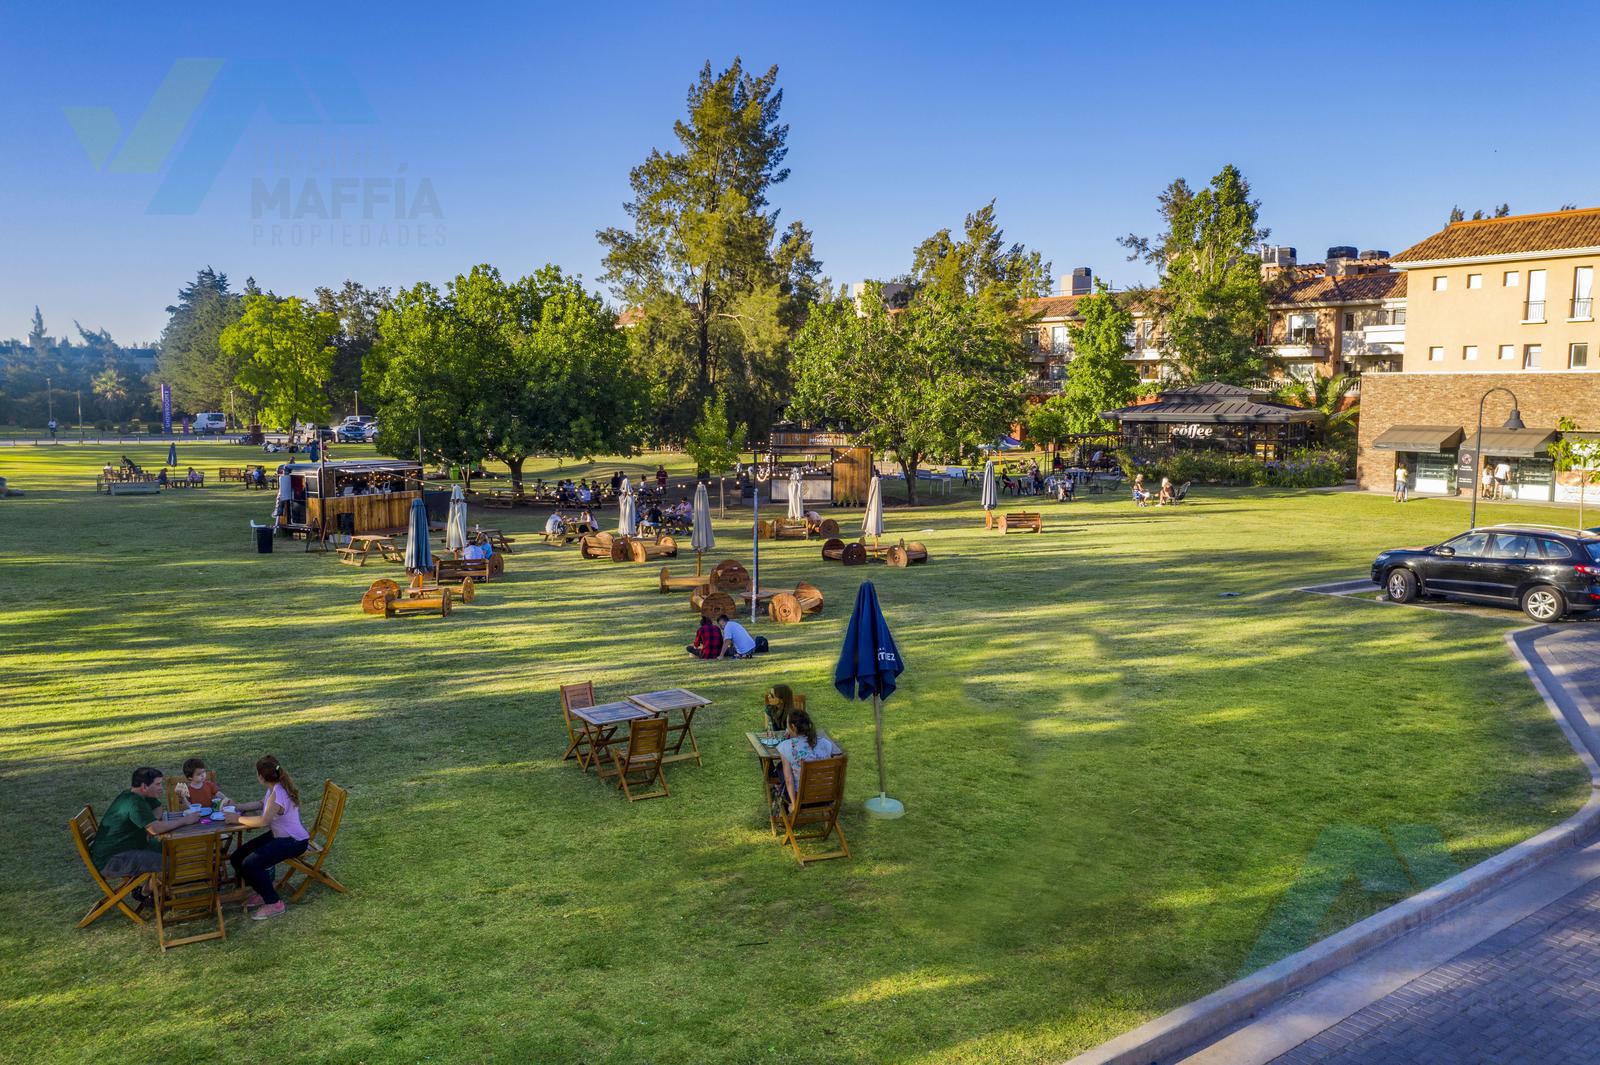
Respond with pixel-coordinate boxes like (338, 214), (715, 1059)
(1467, 273), (1483, 289)
(1390, 307), (1406, 325)
(1572, 266), (1593, 319)
(1526, 269), (1547, 320)
(1343, 311), (1356, 331)
(1428, 346), (1445, 362)
(1433, 275), (1448, 291)
(1504, 270), (1520, 287)
(1499, 344), (1516, 360)
(1288, 313), (1317, 344)
(1523, 344), (1542, 369)
(1463, 345), (1478, 361)
(1050, 325), (1071, 355)
(1571, 343), (1589, 369)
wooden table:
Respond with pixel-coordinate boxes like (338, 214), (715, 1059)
(339, 534), (403, 566)
(569, 700), (652, 774)
(475, 527), (516, 553)
(746, 730), (788, 830)
(739, 587), (780, 606)
(627, 688), (711, 766)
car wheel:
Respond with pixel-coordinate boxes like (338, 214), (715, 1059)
(1522, 585), (1566, 623)
(1385, 568), (1418, 603)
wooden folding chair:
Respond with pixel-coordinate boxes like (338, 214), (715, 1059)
(610, 718), (670, 801)
(276, 781), (349, 903)
(777, 756), (850, 866)
(71, 806), (152, 928)
(154, 834), (226, 951)
(559, 681), (599, 766)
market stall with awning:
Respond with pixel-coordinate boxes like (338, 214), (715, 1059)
(1369, 425), (1465, 452)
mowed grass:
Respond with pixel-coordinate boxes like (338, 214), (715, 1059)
(0, 443), (1588, 1064)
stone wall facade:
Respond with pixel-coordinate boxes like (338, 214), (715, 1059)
(1356, 371), (1600, 491)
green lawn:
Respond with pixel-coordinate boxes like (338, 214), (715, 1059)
(0, 443), (1588, 1064)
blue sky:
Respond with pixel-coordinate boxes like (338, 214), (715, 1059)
(3, 1), (1597, 343)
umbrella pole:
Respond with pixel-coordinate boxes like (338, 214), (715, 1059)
(864, 693), (904, 819)
(751, 483), (760, 623)
(696, 549), (702, 576)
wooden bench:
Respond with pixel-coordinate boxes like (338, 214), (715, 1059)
(887, 539), (930, 567)
(690, 588), (737, 619)
(768, 581), (824, 624)
(106, 480), (161, 496)
(710, 559), (750, 592)
(437, 556), (500, 584)
(618, 535), (678, 563)
(217, 467), (246, 483)
(579, 532), (615, 560)
(385, 588), (452, 618)
(166, 476), (205, 489)
(360, 578), (458, 616)
(771, 518), (810, 541)
(659, 566), (710, 594)
(997, 512), (1042, 534)
(821, 538), (868, 566)
(809, 517), (840, 537)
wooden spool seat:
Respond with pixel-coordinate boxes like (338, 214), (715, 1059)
(608, 536), (635, 562)
(623, 535), (678, 563)
(757, 519), (775, 540)
(437, 556), (497, 584)
(691, 588), (737, 619)
(659, 566), (709, 593)
(385, 587), (452, 618)
(710, 559), (750, 592)
(768, 581), (824, 624)
(412, 573), (476, 603)
(997, 512), (1043, 534)
(886, 539), (929, 567)
(810, 517), (840, 537)
(579, 532), (615, 559)
(772, 518), (809, 540)
(821, 538), (868, 566)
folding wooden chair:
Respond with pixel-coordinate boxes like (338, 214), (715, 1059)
(71, 806), (152, 928)
(559, 680), (600, 766)
(610, 718), (670, 801)
(276, 781), (349, 903)
(776, 756), (850, 866)
(154, 834), (226, 951)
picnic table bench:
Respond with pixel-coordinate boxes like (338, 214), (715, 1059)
(338, 534), (404, 566)
(997, 511), (1042, 534)
(217, 467), (246, 483)
(166, 474), (205, 489)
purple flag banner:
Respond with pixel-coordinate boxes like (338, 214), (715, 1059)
(161, 384), (173, 434)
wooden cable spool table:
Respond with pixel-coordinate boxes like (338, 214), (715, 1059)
(768, 581), (825, 624)
(821, 538), (868, 566)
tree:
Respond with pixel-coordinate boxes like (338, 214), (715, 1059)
(314, 281), (390, 414)
(908, 200), (1051, 308)
(27, 307), (50, 357)
(156, 267), (244, 413)
(91, 367), (129, 420)
(221, 295), (337, 430)
(683, 394), (745, 477)
(1058, 283), (1137, 432)
(598, 59), (820, 440)
(1449, 203), (1512, 223)
(1121, 165), (1270, 384)
(369, 265), (643, 493)
(790, 285), (1024, 504)
(1025, 394), (1075, 452)
(1279, 372), (1358, 454)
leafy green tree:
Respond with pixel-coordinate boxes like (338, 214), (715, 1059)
(790, 285), (1024, 504)
(91, 367), (129, 420)
(598, 59), (820, 440)
(222, 295), (337, 430)
(156, 268), (245, 412)
(313, 281), (390, 416)
(683, 394), (745, 477)
(1058, 283), (1137, 431)
(1278, 372), (1357, 453)
(907, 200), (1050, 308)
(369, 265), (643, 493)
(1025, 394), (1075, 451)
(1121, 165), (1270, 384)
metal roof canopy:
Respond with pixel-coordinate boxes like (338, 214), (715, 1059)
(1370, 425), (1465, 452)
(1107, 399), (1322, 424)
(1467, 428), (1559, 457)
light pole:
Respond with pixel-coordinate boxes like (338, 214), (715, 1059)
(45, 376), (54, 423)
(1469, 386), (1525, 529)
(76, 390), (83, 439)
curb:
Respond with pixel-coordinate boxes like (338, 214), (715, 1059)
(1066, 626), (1600, 1065)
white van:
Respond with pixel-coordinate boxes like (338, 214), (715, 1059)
(193, 412), (227, 434)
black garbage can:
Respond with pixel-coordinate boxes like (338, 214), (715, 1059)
(253, 523), (274, 554)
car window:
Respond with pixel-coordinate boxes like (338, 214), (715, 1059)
(1488, 534), (1539, 560)
(1588, 543), (1600, 564)
(1538, 539), (1573, 559)
(1443, 532), (1490, 556)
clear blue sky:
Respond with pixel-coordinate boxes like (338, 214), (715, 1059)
(3, 1), (1596, 343)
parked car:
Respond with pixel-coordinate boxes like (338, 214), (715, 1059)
(193, 412), (227, 434)
(360, 421), (380, 442)
(335, 415), (374, 443)
(1371, 524), (1600, 622)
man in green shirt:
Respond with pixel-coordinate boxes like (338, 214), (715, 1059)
(90, 767), (203, 879)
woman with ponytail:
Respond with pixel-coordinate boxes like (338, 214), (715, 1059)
(224, 755), (311, 921)
(775, 709), (842, 802)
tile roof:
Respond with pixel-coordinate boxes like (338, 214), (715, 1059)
(1271, 272), (1406, 307)
(1024, 294), (1084, 320)
(1393, 207), (1600, 264)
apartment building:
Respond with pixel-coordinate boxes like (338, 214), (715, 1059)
(1020, 270), (1165, 395)
(1357, 208), (1600, 499)
(1263, 247), (1406, 380)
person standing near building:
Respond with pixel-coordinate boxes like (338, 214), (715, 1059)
(1493, 460), (1512, 500)
(1394, 462), (1408, 503)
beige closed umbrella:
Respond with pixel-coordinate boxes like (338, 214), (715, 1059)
(787, 468), (804, 521)
(862, 475), (884, 546)
(690, 482), (714, 574)
(446, 484), (468, 553)
(618, 489), (638, 538)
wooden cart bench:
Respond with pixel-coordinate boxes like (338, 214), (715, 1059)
(579, 532), (615, 559)
(768, 581), (825, 624)
(887, 539), (929, 566)
(821, 538), (868, 565)
(617, 535), (678, 563)
(659, 567), (710, 593)
(997, 512), (1042, 534)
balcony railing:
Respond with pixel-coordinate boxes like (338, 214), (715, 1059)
(1524, 299), (1546, 322)
(1573, 297), (1593, 319)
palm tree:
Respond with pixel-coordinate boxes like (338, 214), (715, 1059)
(1279, 372), (1358, 451)
(91, 367), (128, 420)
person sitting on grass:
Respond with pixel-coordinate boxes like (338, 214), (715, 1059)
(89, 767), (204, 902)
(717, 614), (768, 659)
(688, 614), (723, 659)
(775, 709), (842, 802)
(1131, 473), (1149, 506)
(224, 755), (310, 922)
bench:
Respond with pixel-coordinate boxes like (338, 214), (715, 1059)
(768, 581), (824, 624)
(579, 532), (615, 560)
(659, 566), (710, 594)
(997, 512), (1042, 534)
(771, 518), (810, 541)
(360, 578), (461, 616)
(886, 539), (930, 567)
(809, 517), (840, 537)
(385, 588), (452, 618)
(217, 467), (246, 483)
(710, 559), (750, 592)
(167, 476), (205, 489)
(821, 538), (868, 566)
(106, 480), (161, 496)
(690, 588), (737, 619)
(437, 556), (500, 584)
(618, 535), (678, 563)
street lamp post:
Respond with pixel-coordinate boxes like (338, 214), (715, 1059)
(1469, 386), (1525, 529)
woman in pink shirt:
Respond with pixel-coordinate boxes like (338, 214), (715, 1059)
(225, 754), (311, 921)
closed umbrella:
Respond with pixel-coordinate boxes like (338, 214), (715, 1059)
(980, 459), (997, 511)
(620, 475), (631, 496)
(167, 442), (178, 467)
(618, 489), (638, 538)
(446, 484), (468, 554)
(690, 482), (714, 575)
(861, 475), (884, 545)
(834, 580), (906, 819)
(404, 496), (433, 575)
(787, 468), (804, 521)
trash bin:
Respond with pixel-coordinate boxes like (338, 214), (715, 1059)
(252, 522), (274, 554)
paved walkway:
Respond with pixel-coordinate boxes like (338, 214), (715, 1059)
(1170, 626), (1600, 1065)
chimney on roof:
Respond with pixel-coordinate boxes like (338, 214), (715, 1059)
(1259, 245), (1298, 281)
(1060, 268), (1092, 297)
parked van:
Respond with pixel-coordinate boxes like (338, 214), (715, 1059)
(193, 412), (227, 434)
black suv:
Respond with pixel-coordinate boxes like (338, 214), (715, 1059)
(1371, 524), (1600, 622)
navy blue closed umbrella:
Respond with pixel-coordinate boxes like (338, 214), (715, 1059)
(167, 442), (178, 467)
(834, 580), (906, 818)
(404, 495), (433, 574)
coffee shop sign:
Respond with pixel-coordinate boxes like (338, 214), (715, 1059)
(1172, 424), (1215, 439)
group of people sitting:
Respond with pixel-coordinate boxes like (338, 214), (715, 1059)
(762, 685), (842, 811)
(1131, 473), (1180, 507)
(89, 755), (311, 923)
(544, 509), (599, 539)
(688, 613), (769, 660)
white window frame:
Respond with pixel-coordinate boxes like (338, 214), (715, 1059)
(1523, 343), (1542, 369)
(1571, 342), (1589, 369)
(1463, 345), (1479, 361)
(1504, 270), (1520, 287)
(1572, 266), (1593, 321)
(1432, 275), (1448, 291)
(1428, 346), (1445, 362)
(1467, 273), (1483, 289)
(1498, 344), (1516, 361)
(1526, 269), (1547, 322)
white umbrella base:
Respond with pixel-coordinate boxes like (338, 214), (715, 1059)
(864, 794), (905, 819)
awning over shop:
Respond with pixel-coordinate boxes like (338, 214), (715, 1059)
(1466, 427), (1559, 456)
(1369, 425), (1464, 452)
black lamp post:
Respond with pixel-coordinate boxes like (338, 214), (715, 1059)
(1469, 386), (1525, 528)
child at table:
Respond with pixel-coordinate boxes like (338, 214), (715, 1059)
(175, 758), (230, 809)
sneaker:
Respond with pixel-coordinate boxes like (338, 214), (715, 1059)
(243, 893), (264, 908)
(250, 901), (286, 921)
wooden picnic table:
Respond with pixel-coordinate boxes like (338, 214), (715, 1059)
(739, 586), (780, 606)
(745, 730), (787, 811)
(569, 700), (653, 774)
(338, 533), (405, 566)
(626, 688), (710, 766)
(473, 527), (516, 553)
